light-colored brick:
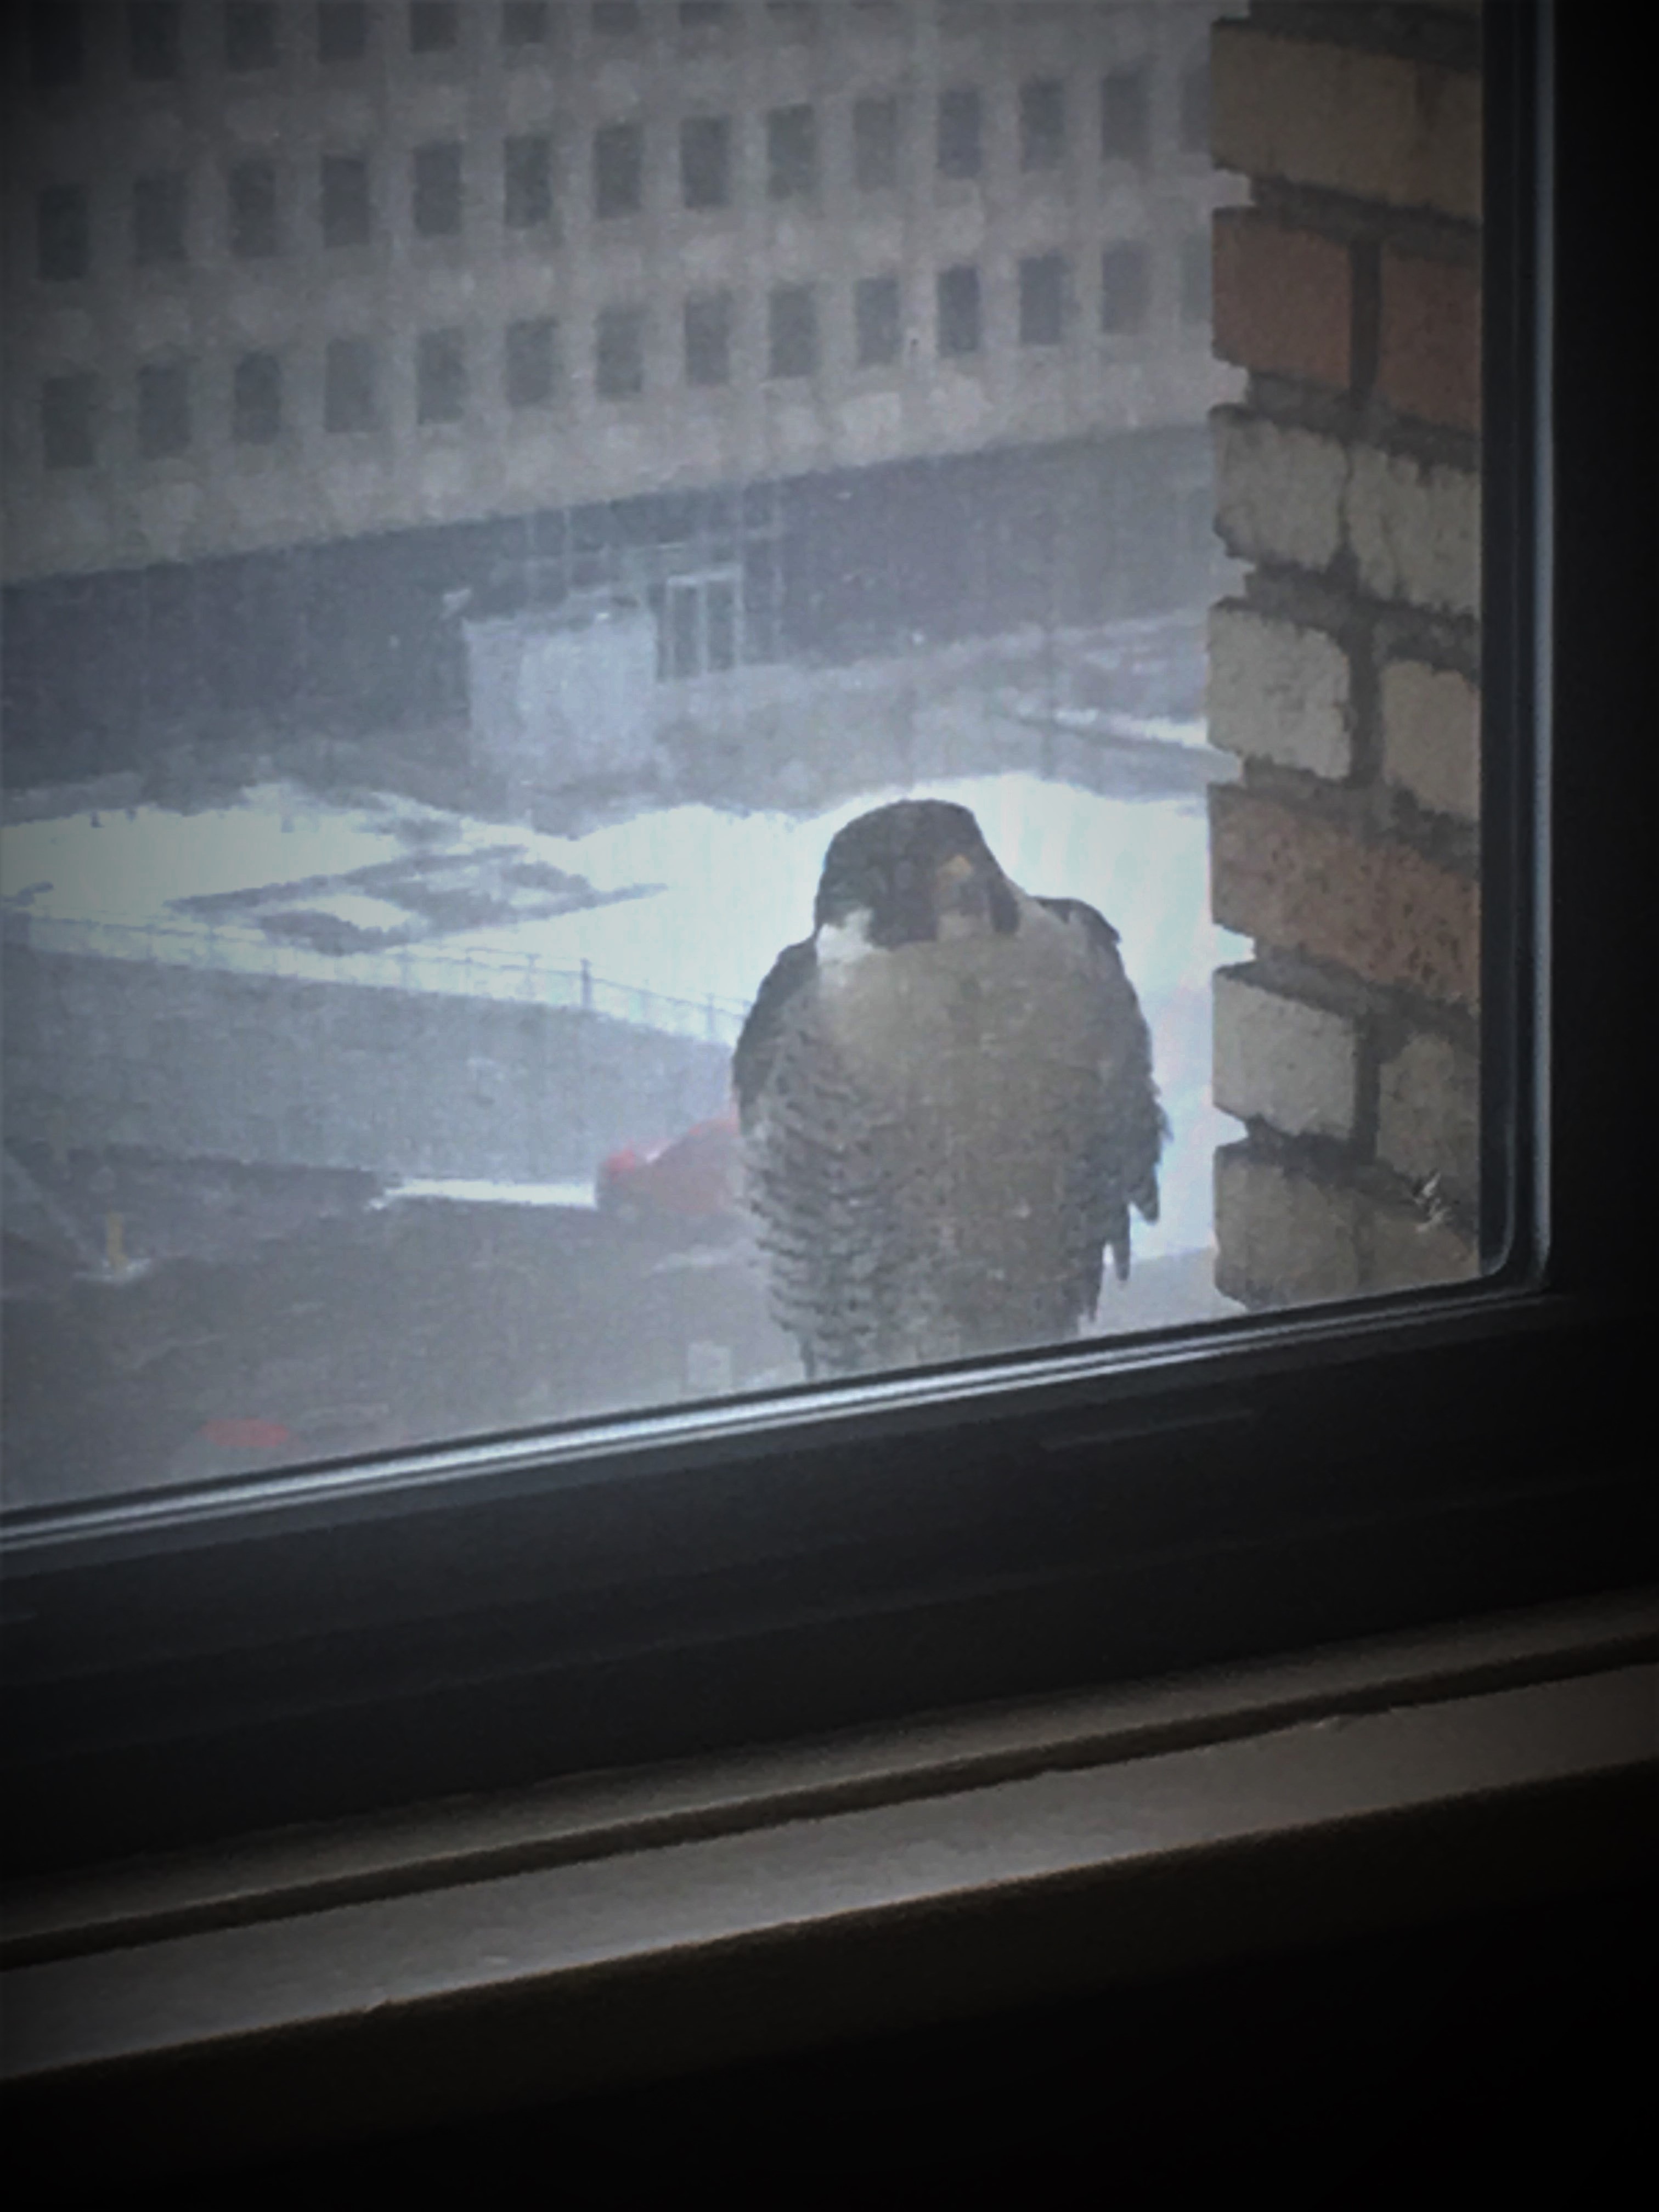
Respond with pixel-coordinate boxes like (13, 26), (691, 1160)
(1214, 1146), (1364, 1308)
(1377, 1026), (1479, 1202)
(1213, 409), (1347, 573)
(1212, 210), (1353, 390)
(1344, 444), (1479, 616)
(1208, 603), (1353, 777)
(1380, 659), (1480, 821)
(1212, 23), (1482, 222)
(1214, 970), (1360, 1141)
(1369, 1200), (1479, 1290)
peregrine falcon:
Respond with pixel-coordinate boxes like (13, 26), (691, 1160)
(733, 799), (1166, 1380)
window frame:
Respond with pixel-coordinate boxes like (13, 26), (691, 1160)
(0, 0), (1647, 1964)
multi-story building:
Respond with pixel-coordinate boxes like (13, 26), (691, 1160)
(3, 1), (1240, 780)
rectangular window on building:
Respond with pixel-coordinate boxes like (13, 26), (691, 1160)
(938, 86), (981, 179)
(409, 2), (458, 52)
(321, 156), (372, 247)
(505, 316), (558, 408)
(324, 336), (376, 430)
(855, 273), (901, 367)
(595, 122), (644, 218)
(133, 172), (188, 266)
(680, 4), (729, 26)
(30, 1), (85, 87)
(767, 283), (816, 377)
(129, 1), (183, 80)
(1100, 240), (1149, 332)
(936, 262), (980, 356)
(681, 117), (731, 211)
(767, 105), (816, 200)
(1101, 67), (1149, 162)
(137, 360), (191, 459)
(417, 329), (467, 424)
(1180, 233), (1211, 324)
(1181, 61), (1210, 154)
(766, 1), (815, 30)
(504, 136), (553, 229)
(232, 351), (282, 443)
(591, 3), (640, 33)
(854, 97), (900, 191)
(37, 185), (89, 282)
(229, 160), (280, 257)
(413, 143), (463, 236)
(40, 373), (96, 467)
(685, 292), (733, 387)
(1020, 78), (1065, 172)
(502, 0), (548, 43)
(1019, 252), (1066, 345)
(317, 1), (368, 64)
(596, 305), (645, 398)
(224, 2), (278, 70)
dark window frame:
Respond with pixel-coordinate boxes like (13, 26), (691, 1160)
(766, 103), (817, 200)
(680, 115), (732, 211)
(2, 25), (1647, 2112)
(854, 272), (902, 367)
(505, 314), (558, 407)
(224, 2), (280, 71)
(594, 120), (645, 218)
(684, 290), (734, 387)
(321, 154), (373, 248)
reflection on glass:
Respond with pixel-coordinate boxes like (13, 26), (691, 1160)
(2, 3), (1479, 1509)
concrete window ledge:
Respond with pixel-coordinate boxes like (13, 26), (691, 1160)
(4, 1588), (1655, 2175)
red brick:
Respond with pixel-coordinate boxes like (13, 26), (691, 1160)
(1212, 210), (1353, 390)
(1210, 786), (1480, 1008)
(1378, 249), (1480, 430)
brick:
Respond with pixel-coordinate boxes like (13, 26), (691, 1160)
(1212, 22), (1482, 223)
(1208, 603), (1353, 778)
(1214, 1146), (1364, 1307)
(1211, 785), (1480, 1008)
(1378, 248), (1480, 431)
(1214, 969), (1360, 1141)
(1213, 408), (1346, 573)
(1368, 1199), (1479, 1290)
(1345, 444), (1479, 615)
(1212, 210), (1352, 390)
(1380, 658), (1480, 821)
(1377, 1026), (1479, 1203)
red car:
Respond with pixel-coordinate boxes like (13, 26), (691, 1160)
(596, 1105), (742, 1227)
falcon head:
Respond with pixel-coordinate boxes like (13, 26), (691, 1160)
(813, 800), (1019, 952)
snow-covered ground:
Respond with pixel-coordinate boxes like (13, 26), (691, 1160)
(3, 768), (1247, 1258)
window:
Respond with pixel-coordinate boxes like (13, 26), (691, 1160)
(661, 571), (741, 678)
(936, 261), (980, 355)
(595, 122), (644, 218)
(1101, 66), (1149, 163)
(30, 1), (84, 87)
(321, 156), (373, 247)
(1019, 252), (1066, 345)
(504, 136), (553, 229)
(232, 350), (283, 442)
(40, 371), (96, 466)
(681, 117), (731, 211)
(409, 1), (458, 52)
(685, 291), (733, 387)
(224, 1), (278, 70)
(855, 273), (901, 367)
(317, 1), (368, 64)
(129, 1), (182, 80)
(37, 185), (90, 281)
(501, 0), (548, 43)
(680, 3), (729, 25)
(591, 3), (640, 33)
(854, 96), (900, 191)
(229, 160), (279, 257)
(417, 329), (467, 424)
(505, 315), (558, 408)
(596, 304), (645, 397)
(767, 105), (817, 200)
(133, 172), (188, 266)
(1020, 78), (1065, 171)
(1100, 240), (1149, 332)
(324, 335), (376, 430)
(1181, 232), (1211, 324)
(136, 360), (191, 458)
(767, 283), (816, 377)
(938, 85), (981, 178)
(413, 143), (463, 236)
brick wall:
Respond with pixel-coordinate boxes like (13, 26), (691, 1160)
(1204, 1), (1481, 1307)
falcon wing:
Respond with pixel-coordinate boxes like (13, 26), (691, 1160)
(732, 938), (816, 1131)
(1038, 895), (1167, 1293)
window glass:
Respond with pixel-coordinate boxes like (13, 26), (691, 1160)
(0, 3), (1486, 1507)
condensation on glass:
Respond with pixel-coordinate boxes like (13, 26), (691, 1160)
(1, 3), (1482, 1507)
